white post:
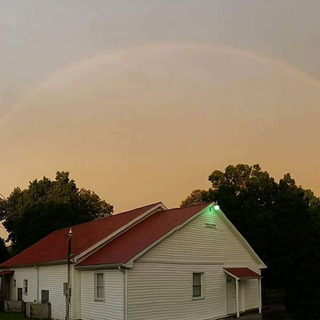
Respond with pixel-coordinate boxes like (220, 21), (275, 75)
(235, 279), (240, 318)
(258, 278), (262, 314)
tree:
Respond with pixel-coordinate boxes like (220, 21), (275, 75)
(181, 164), (320, 319)
(0, 172), (113, 253)
(180, 189), (209, 206)
(0, 237), (9, 263)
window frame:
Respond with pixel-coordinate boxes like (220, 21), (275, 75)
(192, 272), (204, 300)
(94, 273), (104, 301)
(23, 279), (28, 296)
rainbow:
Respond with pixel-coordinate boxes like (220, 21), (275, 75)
(1, 42), (320, 129)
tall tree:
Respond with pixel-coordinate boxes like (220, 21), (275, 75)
(181, 164), (320, 319)
(0, 237), (9, 263)
(0, 172), (113, 253)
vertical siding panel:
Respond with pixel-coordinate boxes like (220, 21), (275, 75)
(80, 269), (123, 320)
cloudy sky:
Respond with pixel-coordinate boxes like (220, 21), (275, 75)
(1, 0), (320, 238)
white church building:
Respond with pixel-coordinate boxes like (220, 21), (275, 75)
(0, 202), (266, 320)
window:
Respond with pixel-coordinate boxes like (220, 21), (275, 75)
(13, 279), (16, 287)
(94, 273), (104, 301)
(23, 280), (28, 295)
(192, 273), (203, 298)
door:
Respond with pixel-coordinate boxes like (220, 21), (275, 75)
(226, 276), (236, 314)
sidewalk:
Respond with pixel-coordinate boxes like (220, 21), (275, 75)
(224, 314), (262, 320)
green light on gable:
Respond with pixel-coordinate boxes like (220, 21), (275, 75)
(209, 204), (220, 212)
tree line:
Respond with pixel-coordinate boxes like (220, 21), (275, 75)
(1, 166), (319, 319)
(0, 172), (113, 255)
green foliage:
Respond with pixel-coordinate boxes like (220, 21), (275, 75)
(0, 172), (113, 254)
(181, 164), (320, 319)
(0, 237), (9, 263)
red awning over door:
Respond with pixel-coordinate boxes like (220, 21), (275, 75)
(0, 270), (14, 276)
(224, 267), (261, 279)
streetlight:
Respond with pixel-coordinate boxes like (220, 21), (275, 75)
(66, 228), (73, 320)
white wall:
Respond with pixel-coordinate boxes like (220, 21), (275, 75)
(10, 267), (37, 303)
(72, 268), (81, 319)
(38, 265), (68, 320)
(244, 279), (259, 310)
(80, 269), (123, 320)
(139, 209), (261, 268)
(9, 264), (69, 320)
(128, 262), (226, 320)
(128, 209), (262, 319)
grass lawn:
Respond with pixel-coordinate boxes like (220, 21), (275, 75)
(0, 313), (24, 320)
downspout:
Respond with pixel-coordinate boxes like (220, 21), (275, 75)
(235, 278), (239, 318)
(258, 278), (262, 313)
(34, 266), (39, 302)
(119, 266), (128, 320)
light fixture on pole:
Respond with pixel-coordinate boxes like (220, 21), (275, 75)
(66, 228), (73, 320)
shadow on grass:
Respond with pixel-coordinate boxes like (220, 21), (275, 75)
(0, 313), (24, 320)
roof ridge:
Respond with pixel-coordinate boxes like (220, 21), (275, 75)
(164, 202), (211, 212)
(113, 202), (163, 217)
(50, 202), (163, 233)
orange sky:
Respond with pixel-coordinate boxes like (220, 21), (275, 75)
(1, 2), (320, 240)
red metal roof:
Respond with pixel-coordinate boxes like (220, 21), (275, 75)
(0, 270), (14, 276)
(78, 203), (209, 266)
(224, 268), (261, 279)
(0, 203), (161, 268)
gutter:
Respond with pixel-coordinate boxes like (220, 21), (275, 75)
(0, 259), (68, 269)
(119, 266), (128, 320)
(75, 263), (130, 270)
(34, 266), (39, 302)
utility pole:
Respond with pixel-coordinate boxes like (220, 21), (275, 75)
(66, 228), (73, 320)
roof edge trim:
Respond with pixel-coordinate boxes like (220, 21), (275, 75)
(75, 263), (130, 270)
(0, 259), (68, 269)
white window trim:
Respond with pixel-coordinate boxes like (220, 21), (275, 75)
(192, 272), (205, 300)
(94, 273), (105, 302)
(23, 279), (28, 296)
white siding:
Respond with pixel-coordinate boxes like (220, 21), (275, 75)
(128, 210), (261, 319)
(245, 279), (259, 310)
(72, 268), (81, 319)
(38, 265), (68, 320)
(10, 267), (38, 302)
(139, 210), (261, 267)
(80, 269), (123, 320)
(128, 262), (226, 320)
(9, 265), (69, 320)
